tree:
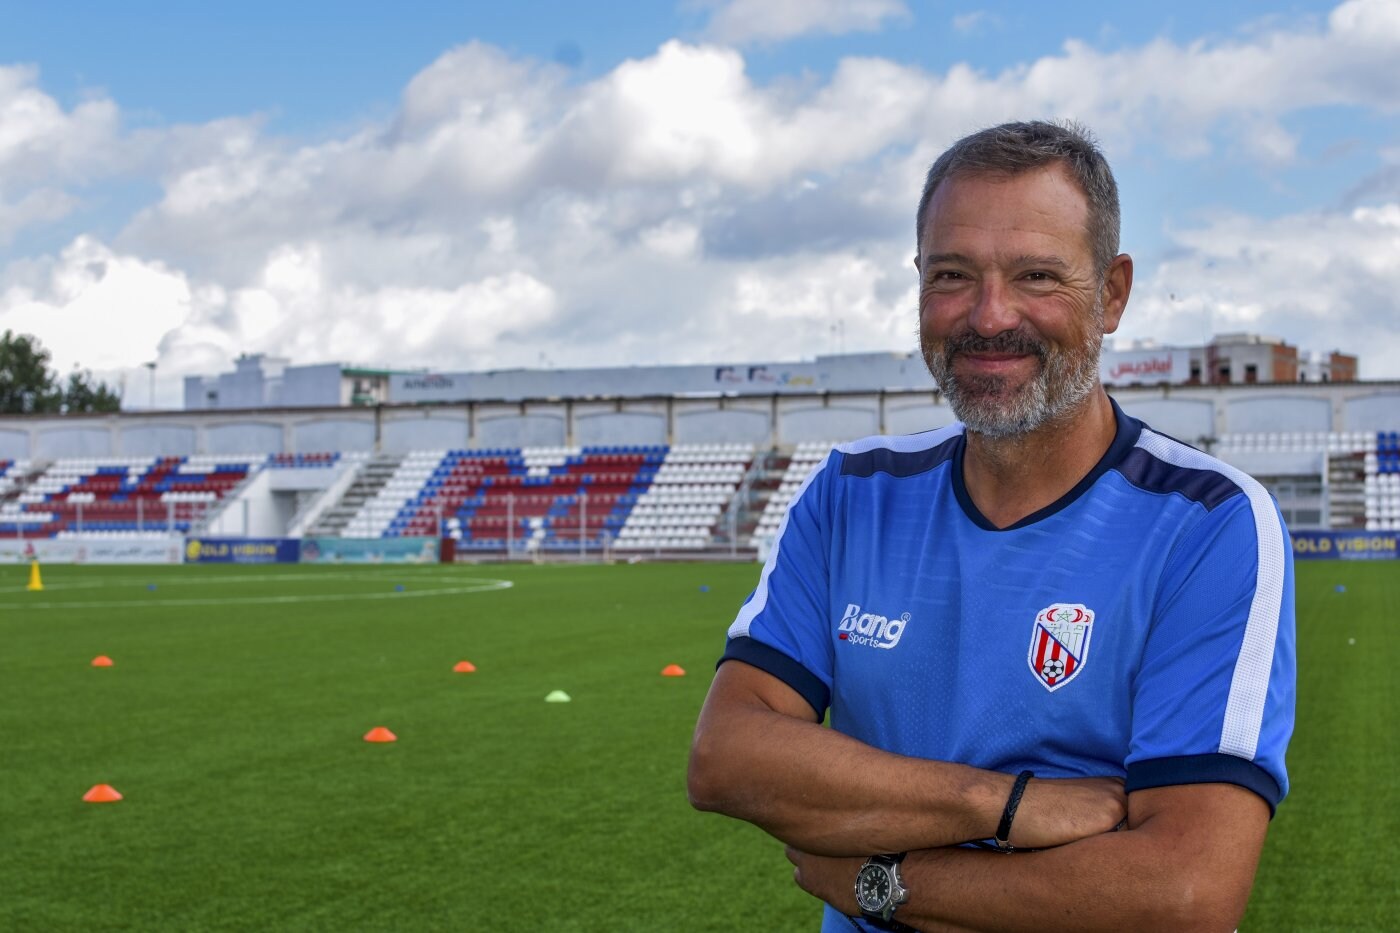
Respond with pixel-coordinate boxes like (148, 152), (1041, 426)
(0, 330), (122, 414)
(62, 369), (123, 413)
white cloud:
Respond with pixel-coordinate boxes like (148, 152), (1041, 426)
(0, 237), (190, 372)
(1125, 202), (1400, 377)
(951, 11), (1000, 36)
(701, 0), (910, 45)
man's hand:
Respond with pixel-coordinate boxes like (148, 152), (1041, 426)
(785, 846), (862, 917)
(785, 848), (982, 933)
(1005, 776), (1126, 849)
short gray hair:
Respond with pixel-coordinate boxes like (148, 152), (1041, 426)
(915, 120), (1120, 277)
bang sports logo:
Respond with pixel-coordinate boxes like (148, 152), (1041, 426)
(1028, 603), (1095, 691)
(837, 603), (910, 650)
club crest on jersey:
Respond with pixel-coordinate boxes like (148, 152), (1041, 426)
(1028, 603), (1094, 692)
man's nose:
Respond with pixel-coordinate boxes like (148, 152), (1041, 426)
(967, 279), (1022, 338)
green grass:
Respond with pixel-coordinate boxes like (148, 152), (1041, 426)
(0, 560), (1394, 931)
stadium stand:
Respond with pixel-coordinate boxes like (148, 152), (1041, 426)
(0, 455), (256, 538)
(614, 443), (753, 551)
(750, 441), (833, 546)
(330, 444), (755, 553)
(340, 446), (662, 551)
(0, 429), (1394, 549)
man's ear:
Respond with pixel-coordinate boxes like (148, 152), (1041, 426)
(1100, 253), (1133, 335)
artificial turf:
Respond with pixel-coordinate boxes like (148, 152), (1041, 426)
(0, 560), (1393, 931)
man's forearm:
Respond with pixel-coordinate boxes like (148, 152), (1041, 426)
(689, 690), (1010, 855)
(689, 661), (1125, 856)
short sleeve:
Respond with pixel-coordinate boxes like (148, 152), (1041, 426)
(720, 451), (838, 720)
(1126, 491), (1296, 812)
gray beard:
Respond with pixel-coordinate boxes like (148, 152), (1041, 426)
(922, 309), (1104, 439)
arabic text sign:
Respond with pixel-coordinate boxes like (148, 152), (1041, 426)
(1100, 349), (1190, 385)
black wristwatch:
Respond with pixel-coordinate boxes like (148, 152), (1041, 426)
(854, 852), (909, 925)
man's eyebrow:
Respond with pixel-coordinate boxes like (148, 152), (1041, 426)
(919, 252), (973, 267)
(1011, 254), (1071, 269)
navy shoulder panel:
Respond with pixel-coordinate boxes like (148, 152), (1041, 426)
(840, 435), (962, 480)
(1115, 445), (1244, 511)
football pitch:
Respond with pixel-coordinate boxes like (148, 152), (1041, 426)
(0, 560), (1394, 931)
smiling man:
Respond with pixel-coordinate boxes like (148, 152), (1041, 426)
(688, 121), (1296, 932)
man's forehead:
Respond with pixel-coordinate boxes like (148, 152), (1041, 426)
(919, 164), (1092, 251)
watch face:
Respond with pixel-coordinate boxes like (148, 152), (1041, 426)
(855, 865), (891, 911)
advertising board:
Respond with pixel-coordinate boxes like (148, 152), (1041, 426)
(184, 538), (301, 564)
(0, 537), (184, 564)
(299, 537), (440, 564)
(1290, 531), (1399, 560)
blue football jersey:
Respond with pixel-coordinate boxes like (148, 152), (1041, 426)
(722, 402), (1295, 931)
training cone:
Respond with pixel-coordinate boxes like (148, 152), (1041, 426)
(545, 690), (572, 703)
(661, 664), (686, 677)
(91, 655), (114, 668)
(363, 726), (397, 743)
(26, 561), (43, 592)
(83, 784), (123, 803)
(453, 660), (477, 673)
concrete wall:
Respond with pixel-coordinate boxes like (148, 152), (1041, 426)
(120, 424), (199, 456)
(1225, 395), (1332, 433)
(206, 422), (285, 455)
(475, 412), (567, 448)
(778, 402), (879, 445)
(1114, 397), (1215, 443)
(674, 407), (772, 445)
(291, 418), (375, 453)
(381, 412), (471, 453)
(0, 428), (29, 459)
(34, 426), (114, 458)
(574, 411), (668, 447)
(1343, 392), (1400, 433)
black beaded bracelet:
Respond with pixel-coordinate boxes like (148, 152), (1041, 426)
(994, 770), (1034, 851)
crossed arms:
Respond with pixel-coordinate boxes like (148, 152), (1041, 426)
(688, 660), (1271, 933)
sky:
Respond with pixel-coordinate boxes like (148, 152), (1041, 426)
(2, 0), (1399, 408)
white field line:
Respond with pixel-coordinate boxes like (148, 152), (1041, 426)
(0, 569), (494, 592)
(0, 576), (514, 610)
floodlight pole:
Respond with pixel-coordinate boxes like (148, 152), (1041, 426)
(579, 491), (587, 560)
(143, 360), (157, 409)
(507, 494), (515, 560)
(137, 496), (144, 533)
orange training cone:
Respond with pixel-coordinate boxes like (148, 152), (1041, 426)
(26, 561), (43, 591)
(91, 655), (114, 667)
(452, 660), (477, 673)
(83, 784), (123, 803)
(661, 664), (686, 677)
(363, 726), (397, 743)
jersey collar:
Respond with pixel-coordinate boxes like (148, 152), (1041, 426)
(951, 397), (1142, 531)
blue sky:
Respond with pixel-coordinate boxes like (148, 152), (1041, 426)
(2, 0), (1398, 405)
